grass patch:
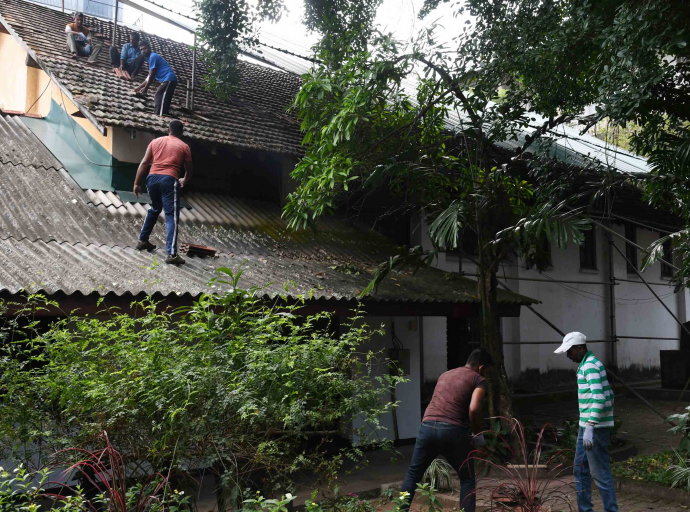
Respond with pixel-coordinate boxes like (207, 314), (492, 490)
(611, 451), (675, 486)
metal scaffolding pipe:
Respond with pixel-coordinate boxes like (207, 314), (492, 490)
(503, 340), (611, 345)
(615, 277), (674, 286)
(113, 0), (119, 46)
(611, 241), (690, 410)
(617, 335), (681, 340)
(466, 272), (614, 286)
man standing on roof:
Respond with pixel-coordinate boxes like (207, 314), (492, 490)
(555, 332), (618, 512)
(134, 40), (177, 116)
(110, 32), (145, 79)
(64, 12), (102, 62)
(134, 119), (193, 265)
(399, 349), (492, 512)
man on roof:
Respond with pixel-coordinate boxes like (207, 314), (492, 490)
(134, 119), (193, 266)
(134, 40), (178, 116)
(555, 332), (619, 512)
(110, 32), (145, 80)
(64, 12), (102, 62)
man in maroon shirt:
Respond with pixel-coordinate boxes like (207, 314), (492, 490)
(400, 348), (492, 512)
(134, 119), (193, 265)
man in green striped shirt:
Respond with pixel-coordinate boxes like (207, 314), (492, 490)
(555, 332), (618, 512)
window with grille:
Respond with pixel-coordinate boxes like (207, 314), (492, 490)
(579, 227), (597, 270)
(661, 238), (674, 278)
(625, 224), (638, 274)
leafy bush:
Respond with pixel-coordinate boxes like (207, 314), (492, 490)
(0, 267), (405, 506)
(666, 406), (690, 453)
(669, 450), (690, 492)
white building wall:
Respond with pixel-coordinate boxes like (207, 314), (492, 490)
(416, 213), (683, 388)
(350, 316), (422, 442)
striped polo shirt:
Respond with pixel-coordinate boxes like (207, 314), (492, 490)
(577, 351), (614, 428)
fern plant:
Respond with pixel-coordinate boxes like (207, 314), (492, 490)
(669, 450), (690, 492)
(422, 458), (454, 494)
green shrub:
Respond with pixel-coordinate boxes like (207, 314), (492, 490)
(422, 458), (454, 493)
(0, 267), (405, 504)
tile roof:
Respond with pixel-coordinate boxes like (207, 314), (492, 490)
(0, 0), (304, 155)
(0, 113), (537, 305)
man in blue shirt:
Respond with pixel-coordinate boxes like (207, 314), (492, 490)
(134, 40), (178, 116)
(109, 32), (145, 79)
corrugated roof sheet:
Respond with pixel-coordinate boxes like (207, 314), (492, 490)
(0, 237), (534, 304)
(0, 114), (537, 305)
(0, 0), (304, 155)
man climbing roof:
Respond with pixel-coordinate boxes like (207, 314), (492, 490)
(555, 332), (619, 512)
(134, 40), (178, 116)
(134, 119), (193, 265)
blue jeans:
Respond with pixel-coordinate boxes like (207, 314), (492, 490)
(139, 174), (181, 255)
(401, 421), (475, 512)
(574, 427), (618, 512)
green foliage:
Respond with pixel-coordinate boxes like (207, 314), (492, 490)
(0, 269), (405, 502)
(611, 451), (676, 487)
(669, 449), (690, 493)
(666, 406), (690, 453)
(422, 459), (454, 494)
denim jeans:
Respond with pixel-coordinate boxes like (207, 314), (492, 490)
(139, 174), (181, 255)
(401, 421), (475, 512)
(574, 427), (618, 512)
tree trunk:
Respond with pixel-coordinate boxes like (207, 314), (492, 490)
(477, 254), (515, 423)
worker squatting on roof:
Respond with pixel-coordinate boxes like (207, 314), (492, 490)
(109, 31), (145, 80)
(554, 332), (618, 512)
(134, 40), (178, 116)
(64, 12), (103, 63)
(133, 119), (193, 266)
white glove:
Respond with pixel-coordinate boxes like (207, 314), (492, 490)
(471, 433), (486, 448)
(583, 425), (594, 450)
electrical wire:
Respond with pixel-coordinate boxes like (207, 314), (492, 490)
(24, 78), (52, 116)
(132, 0), (198, 22)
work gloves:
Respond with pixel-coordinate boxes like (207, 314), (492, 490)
(583, 425), (595, 450)
(471, 433), (486, 448)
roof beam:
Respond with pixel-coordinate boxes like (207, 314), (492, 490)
(115, 0), (195, 34)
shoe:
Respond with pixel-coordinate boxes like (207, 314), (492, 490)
(166, 254), (185, 265)
(136, 240), (156, 251)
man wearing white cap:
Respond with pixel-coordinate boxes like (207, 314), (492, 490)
(555, 332), (618, 512)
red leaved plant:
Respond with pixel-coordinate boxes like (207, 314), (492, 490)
(470, 418), (575, 512)
(39, 431), (188, 511)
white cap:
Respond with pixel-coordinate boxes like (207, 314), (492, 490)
(554, 332), (586, 354)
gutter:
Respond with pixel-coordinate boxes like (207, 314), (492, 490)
(0, 12), (108, 136)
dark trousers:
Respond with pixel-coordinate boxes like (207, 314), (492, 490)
(139, 174), (181, 256)
(401, 421), (476, 512)
(109, 47), (145, 77)
(154, 81), (177, 116)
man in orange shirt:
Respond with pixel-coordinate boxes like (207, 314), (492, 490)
(64, 12), (102, 61)
(134, 119), (193, 265)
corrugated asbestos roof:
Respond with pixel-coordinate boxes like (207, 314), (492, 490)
(0, 0), (304, 155)
(0, 114), (537, 305)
